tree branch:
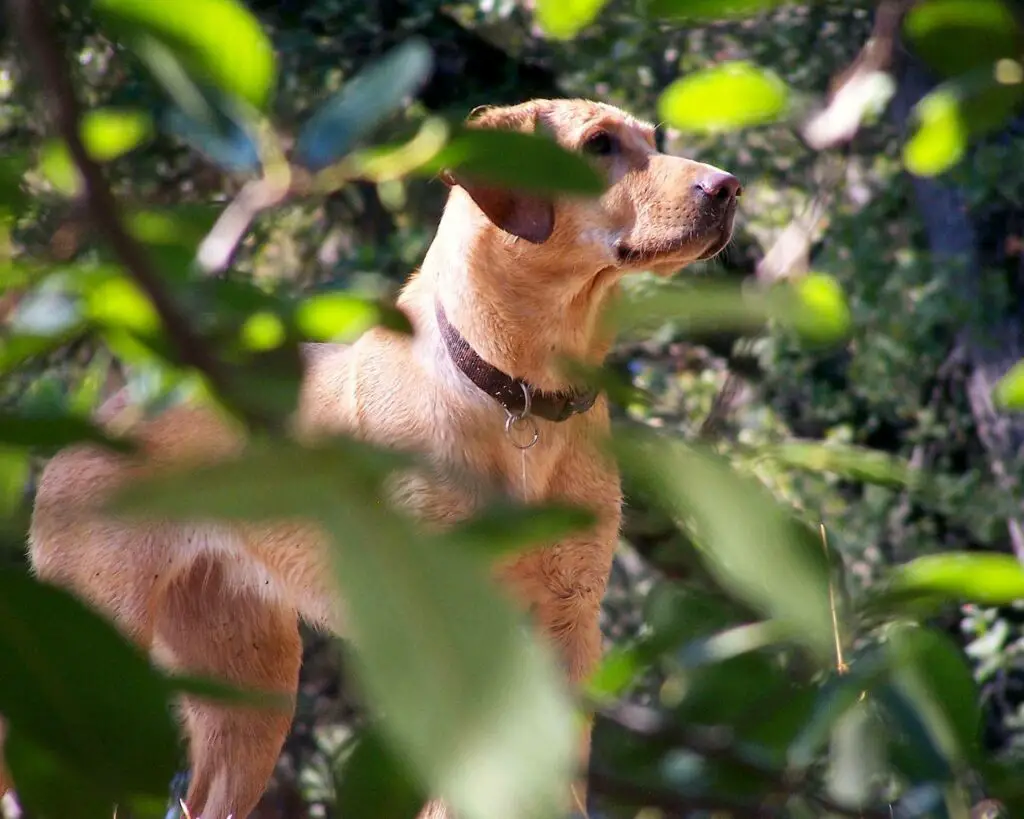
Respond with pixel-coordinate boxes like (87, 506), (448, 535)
(9, 0), (273, 430)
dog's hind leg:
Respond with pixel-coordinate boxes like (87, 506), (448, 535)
(152, 556), (301, 819)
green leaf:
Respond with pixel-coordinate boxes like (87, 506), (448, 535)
(994, 357), (1024, 409)
(0, 153), (30, 225)
(335, 728), (426, 819)
(610, 275), (852, 345)
(39, 107), (154, 196)
(650, 0), (788, 20)
(612, 425), (835, 663)
(788, 652), (888, 769)
(94, 0), (276, 110)
(824, 698), (887, 809)
(789, 273), (853, 344)
(903, 70), (1024, 177)
(0, 568), (181, 801)
(294, 38), (433, 173)
(758, 441), (913, 488)
(904, 0), (1023, 78)
(0, 412), (134, 454)
(885, 552), (1024, 608)
(167, 672), (292, 711)
(448, 501), (595, 556)
(295, 292), (412, 342)
(106, 437), (577, 819)
(0, 327), (88, 375)
(0, 447), (30, 517)
(425, 129), (606, 196)
(161, 88), (263, 174)
(534, 0), (609, 39)
(877, 683), (954, 784)
(886, 624), (982, 767)
(658, 62), (789, 133)
(4, 728), (118, 819)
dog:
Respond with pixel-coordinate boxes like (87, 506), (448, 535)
(0, 97), (739, 819)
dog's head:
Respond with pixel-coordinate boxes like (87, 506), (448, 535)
(440, 98), (740, 279)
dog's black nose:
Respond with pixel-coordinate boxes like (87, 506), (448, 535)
(695, 171), (742, 202)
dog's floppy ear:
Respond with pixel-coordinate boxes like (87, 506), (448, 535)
(440, 103), (555, 245)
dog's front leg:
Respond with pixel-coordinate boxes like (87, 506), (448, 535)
(498, 482), (621, 816)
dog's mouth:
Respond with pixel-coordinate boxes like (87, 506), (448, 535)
(616, 203), (737, 267)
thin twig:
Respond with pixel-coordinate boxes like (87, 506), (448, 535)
(10, 0), (273, 430)
(820, 522), (849, 675)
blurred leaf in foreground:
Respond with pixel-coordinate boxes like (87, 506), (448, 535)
(612, 424), (835, 663)
(107, 437), (577, 819)
(38, 107), (154, 196)
(611, 274), (851, 345)
(886, 624), (983, 768)
(335, 727), (425, 819)
(650, 0), (788, 20)
(757, 440), (914, 489)
(903, 68), (1023, 177)
(877, 553), (1024, 612)
(0, 569), (181, 809)
(161, 87), (263, 175)
(534, 0), (609, 39)
(424, 129), (606, 196)
(993, 357), (1024, 409)
(904, 0), (1023, 79)
(659, 62), (789, 132)
(0, 412), (133, 454)
(294, 38), (434, 173)
(94, 0), (277, 110)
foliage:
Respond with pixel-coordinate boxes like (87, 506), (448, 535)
(1, 0), (1024, 818)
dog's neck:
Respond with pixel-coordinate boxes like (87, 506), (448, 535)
(402, 193), (620, 394)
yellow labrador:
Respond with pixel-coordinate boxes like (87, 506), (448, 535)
(0, 98), (740, 819)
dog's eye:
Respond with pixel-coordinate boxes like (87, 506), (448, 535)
(583, 132), (620, 157)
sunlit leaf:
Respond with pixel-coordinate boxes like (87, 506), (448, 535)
(613, 424), (835, 662)
(38, 108), (154, 196)
(904, 0), (1023, 78)
(650, 0), (788, 19)
(0, 447), (30, 517)
(294, 39), (434, 173)
(659, 62), (789, 132)
(534, 0), (609, 39)
(758, 441), (913, 488)
(885, 552), (1024, 608)
(903, 87), (968, 176)
(296, 293), (410, 343)
(993, 357), (1024, 409)
(424, 129), (605, 196)
(790, 273), (853, 344)
(83, 274), (161, 337)
(610, 276), (851, 345)
(903, 71), (1023, 177)
(0, 569), (181, 801)
(94, 0), (277, 110)
(106, 436), (577, 819)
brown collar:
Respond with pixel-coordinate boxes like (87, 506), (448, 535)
(435, 302), (599, 423)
